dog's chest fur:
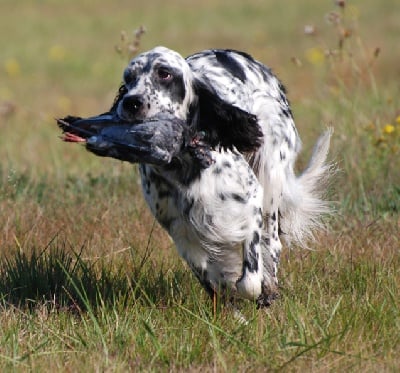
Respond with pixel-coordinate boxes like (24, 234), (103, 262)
(139, 149), (264, 295)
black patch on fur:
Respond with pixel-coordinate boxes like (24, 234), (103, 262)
(154, 65), (186, 104)
(253, 231), (260, 244)
(140, 164), (148, 177)
(279, 81), (287, 95)
(281, 107), (292, 119)
(278, 210), (284, 236)
(141, 52), (162, 74)
(158, 190), (171, 199)
(213, 49), (257, 67)
(166, 73), (186, 103)
(256, 291), (278, 308)
(214, 50), (247, 83)
(243, 259), (256, 273)
(191, 80), (263, 153)
(213, 167), (222, 175)
(183, 197), (194, 217)
(271, 253), (279, 264)
(284, 134), (294, 150)
(148, 169), (175, 191)
(123, 68), (137, 87)
(254, 206), (264, 228)
(205, 214), (213, 226)
(244, 231), (260, 273)
(166, 156), (203, 186)
(231, 193), (247, 204)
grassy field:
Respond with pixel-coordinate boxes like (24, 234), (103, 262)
(1, 0), (399, 371)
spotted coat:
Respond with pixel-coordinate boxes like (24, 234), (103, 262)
(113, 46), (332, 306)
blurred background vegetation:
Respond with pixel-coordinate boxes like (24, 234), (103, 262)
(1, 0), (399, 172)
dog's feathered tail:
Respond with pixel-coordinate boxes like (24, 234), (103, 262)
(279, 128), (334, 246)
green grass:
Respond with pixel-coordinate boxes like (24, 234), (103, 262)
(1, 0), (399, 371)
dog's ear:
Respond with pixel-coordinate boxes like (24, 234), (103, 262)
(191, 80), (263, 152)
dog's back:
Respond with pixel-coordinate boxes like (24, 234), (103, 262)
(187, 49), (333, 249)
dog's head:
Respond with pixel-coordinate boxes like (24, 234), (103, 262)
(116, 46), (263, 153)
(116, 46), (196, 122)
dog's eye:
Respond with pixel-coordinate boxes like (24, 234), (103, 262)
(157, 68), (173, 82)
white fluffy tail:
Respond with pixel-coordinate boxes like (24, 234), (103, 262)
(280, 128), (334, 246)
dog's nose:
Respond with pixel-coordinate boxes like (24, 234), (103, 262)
(122, 95), (143, 115)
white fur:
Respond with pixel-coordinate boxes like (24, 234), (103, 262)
(280, 128), (334, 245)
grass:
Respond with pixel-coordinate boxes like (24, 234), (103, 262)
(1, 0), (399, 371)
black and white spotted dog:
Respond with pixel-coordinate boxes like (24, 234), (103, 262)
(58, 46), (332, 308)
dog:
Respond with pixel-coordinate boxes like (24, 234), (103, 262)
(58, 46), (333, 308)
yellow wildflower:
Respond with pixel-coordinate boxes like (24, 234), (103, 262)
(48, 45), (66, 61)
(383, 124), (395, 134)
(395, 115), (400, 125)
(4, 58), (21, 77)
(305, 47), (325, 66)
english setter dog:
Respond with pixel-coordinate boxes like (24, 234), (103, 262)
(58, 46), (332, 309)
